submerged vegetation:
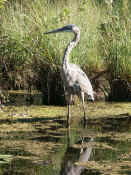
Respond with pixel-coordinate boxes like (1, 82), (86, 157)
(0, 0), (131, 104)
(0, 102), (131, 174)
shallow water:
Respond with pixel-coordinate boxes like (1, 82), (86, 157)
(0, 108), (130, 175)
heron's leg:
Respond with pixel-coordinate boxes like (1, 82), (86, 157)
(67, 94), (72, 128)
(80, 92), (87, 122)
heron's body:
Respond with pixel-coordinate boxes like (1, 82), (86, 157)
(45, 24), (94, 127)
(62, 63), (93, 96)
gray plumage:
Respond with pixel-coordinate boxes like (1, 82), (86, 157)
(44, 24), (94, 127)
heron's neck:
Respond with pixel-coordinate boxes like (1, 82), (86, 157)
(62, 31), (80, 68)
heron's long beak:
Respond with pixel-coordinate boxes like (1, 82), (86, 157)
(44, 26), (69, 34)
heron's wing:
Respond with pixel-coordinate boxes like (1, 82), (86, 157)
(68, 63), (93, 95)
(70, 64), (88, 80)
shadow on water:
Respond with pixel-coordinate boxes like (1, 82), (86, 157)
(0, 112), (130, 174)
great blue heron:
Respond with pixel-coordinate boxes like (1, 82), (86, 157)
(44, 24), (94, 127)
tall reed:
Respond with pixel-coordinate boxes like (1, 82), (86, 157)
(0, 0), (131, 103)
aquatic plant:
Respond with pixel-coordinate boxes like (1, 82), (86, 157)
(0, 0), (131, 104)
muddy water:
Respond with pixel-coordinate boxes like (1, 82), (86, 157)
(0, 112), (131, 175)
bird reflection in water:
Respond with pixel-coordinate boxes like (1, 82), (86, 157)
(59, 130), (93, 175)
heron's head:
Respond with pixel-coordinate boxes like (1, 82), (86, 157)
(44, 24), (80, 35)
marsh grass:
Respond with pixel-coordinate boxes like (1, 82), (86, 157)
(0, 0), (131, 103)
(0, 1), (103, 79)
(0, 0), (7, 8)
(99, 15), (131, 79)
